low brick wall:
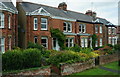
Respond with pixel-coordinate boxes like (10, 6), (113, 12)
(51, 59), (95, 75)
(3, 66), (51, 77)
(99, 53), (119, 65)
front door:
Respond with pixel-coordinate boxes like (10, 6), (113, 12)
(53, 38), (60, 51)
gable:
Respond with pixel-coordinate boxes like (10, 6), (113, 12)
(32, 7), (50, 15)
(0, 2), (17, 14)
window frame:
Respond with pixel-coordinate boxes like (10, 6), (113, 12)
(0, 37), (5, 53)
(99, 25), (102, 33)
(66, 38), (74, 47)
(33, 17), (38, 30)
(81, 38), (88, 47)
(41, 37), (48, 48)
(34, 36), (38, 43)
(95, 25), (98, 33)
(63, 22), (72, 32)
(0, 13), (4, 28)
(8, 15), (11, 29)
(95, 40), (98, 47)
(41, 18), (48, 30)
(79, 24), (86, 33)
(99, 38), (102, 46)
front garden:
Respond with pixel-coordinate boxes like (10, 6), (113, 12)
(2, 42), (120, 76)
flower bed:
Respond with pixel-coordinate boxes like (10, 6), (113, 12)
(51, 59), (95, 75)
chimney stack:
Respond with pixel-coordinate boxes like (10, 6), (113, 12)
(85, 10), (97, 20)
(58, 2), (67, 11)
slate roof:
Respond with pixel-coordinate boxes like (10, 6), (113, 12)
(19, 2), (93, 22)
(2, 2), (17, 12)
(96, 17), (115, 27)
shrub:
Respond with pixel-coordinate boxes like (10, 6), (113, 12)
(2, 49), (23, 71)
(106, 44), (113, 48)
(80, 48), (93, 54)
(48, 51), (81, 66)
(114, 44), (120, 51)
(22, 48), (42, 68)
(2, 48), (43, 71)
(27, 42), (45, 51)
(64, 44), (81, 52)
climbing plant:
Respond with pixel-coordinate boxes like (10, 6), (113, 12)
(50, 28), (66, 50)
(91, 34), (98, 49)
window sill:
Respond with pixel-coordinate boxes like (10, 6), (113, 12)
(33, 30), (38, 31)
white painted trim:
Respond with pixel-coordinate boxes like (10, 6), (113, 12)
(51, 16), (76, 22)
(41, 18), (48, 30)
(32, 7), (50, 15)
(33, 18), (38, 30)
(0, 2), (17, 14)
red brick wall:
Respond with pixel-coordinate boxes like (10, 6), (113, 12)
(1, 11), (18, 52)
(25, 15), (76, 49)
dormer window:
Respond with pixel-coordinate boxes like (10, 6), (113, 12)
(79, 24), (86, 33)
(63, 22), (72, 32)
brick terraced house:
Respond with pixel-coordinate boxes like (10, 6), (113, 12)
(0, 2), (18, 53)
(16, 2), (117, 50)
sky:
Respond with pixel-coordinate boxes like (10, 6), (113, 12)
(11, 0), (120, 25)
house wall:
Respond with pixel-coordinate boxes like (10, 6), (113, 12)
(1, 10), (18, 51)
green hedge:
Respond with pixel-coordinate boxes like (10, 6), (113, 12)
(2, 48), (42, 71)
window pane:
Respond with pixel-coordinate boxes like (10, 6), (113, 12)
(41, 18), (47, 23)
(68, 24), (71, 31)
(34, 36), (37, 43)
(41, 24), (46, 28)
(41, 18), (47, 30)
(0, 38), (5, 52)
(79, 24), (82, 32)
(34, 18), (38, 30)
(63, 22), (67, 31)
(53, 38), (56, 47)
(41, 39), (46, 43)
(68, 23), (72, 32)
(41, 37), (47, 48)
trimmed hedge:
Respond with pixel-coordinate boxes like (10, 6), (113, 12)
(2, 48), (42, 71)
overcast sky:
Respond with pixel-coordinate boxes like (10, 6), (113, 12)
(11, 0), (119, 25)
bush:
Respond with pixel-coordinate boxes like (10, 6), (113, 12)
(22, 48), (42, 68)
(106, 44), (113, 48)
(48, 51), (81, 66)
(114, 44), (120, 51)
(2, 48), (43, 71)
(2, 49), (23, 71)
(27, 42), (45, 51)
(64, 44), (81, 52)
